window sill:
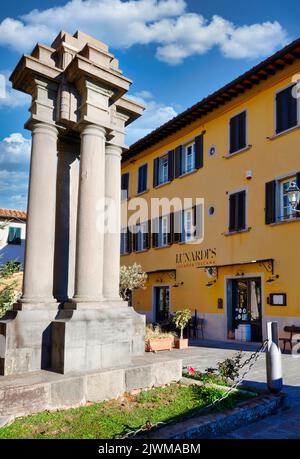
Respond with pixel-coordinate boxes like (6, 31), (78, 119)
(153, 244), (171, 250)
(223, 145), (252, 159)
(267, 123), (300, 140)
(136, 189), (149, 196)
(133, 248), (149, 253)
(270, 217), (300, 227)
(223, 227), (252, 236)
(120, 252), (130, 256)
(154, 180), (171, 189)
(178, 169), (198, 179)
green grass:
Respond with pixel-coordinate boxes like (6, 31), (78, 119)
(0, 383), (255, 439)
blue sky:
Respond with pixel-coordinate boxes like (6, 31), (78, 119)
(0, 0), (299, 210)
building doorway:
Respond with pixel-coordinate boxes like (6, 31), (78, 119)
(227, 277), (262, 342)
(153, 286), (170, 323)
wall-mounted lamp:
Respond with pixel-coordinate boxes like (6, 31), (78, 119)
(266, 274), (280, 284)
(173, 281), (184, 288)
(206, 280), (217, 288)
(287, 181), (300, 212)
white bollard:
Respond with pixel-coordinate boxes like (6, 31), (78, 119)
(266, 321), (283, 394)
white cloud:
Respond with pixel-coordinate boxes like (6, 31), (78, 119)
(0, 1), (288, 65)
(126, 91), (177, 144)
(0, 70), (30, 108)
(0, 133), (31, 164)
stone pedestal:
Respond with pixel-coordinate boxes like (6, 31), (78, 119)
(51, 306), (145, 374)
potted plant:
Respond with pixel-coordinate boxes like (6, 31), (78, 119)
(172, 309), (192, 349)
(145, 325), (175, 352)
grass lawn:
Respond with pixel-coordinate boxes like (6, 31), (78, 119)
(0, 383), (255, 439)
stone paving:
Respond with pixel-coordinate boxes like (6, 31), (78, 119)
(173, 340), (300, 439)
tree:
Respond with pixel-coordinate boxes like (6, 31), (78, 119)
(119, 263), (147, 301)
(172, 309), (192, 339)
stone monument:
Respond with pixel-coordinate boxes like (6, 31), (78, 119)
(0, 30), (146, 375)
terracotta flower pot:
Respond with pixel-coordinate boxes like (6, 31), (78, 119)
(174, 338), (189, 349)
(145, 337), (173, 352)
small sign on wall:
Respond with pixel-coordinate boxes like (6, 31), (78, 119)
(269, 293), (287, 306)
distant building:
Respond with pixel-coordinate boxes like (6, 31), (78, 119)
(0, 208), (26, 269)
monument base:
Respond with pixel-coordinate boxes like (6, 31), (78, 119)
(51, 305), (145, 373)
(0, 307), (59, 376)
(0, 354), (182, 420)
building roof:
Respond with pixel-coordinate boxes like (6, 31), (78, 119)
(124, 36), (300, 162)
(0, 208), (27, 221)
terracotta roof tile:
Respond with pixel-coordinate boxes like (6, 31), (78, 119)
(0, 208), (27, 220)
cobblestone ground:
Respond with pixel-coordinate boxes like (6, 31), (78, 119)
(174, 340), (300, 439)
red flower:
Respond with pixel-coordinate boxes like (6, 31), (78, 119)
(187, 366), (196, 376)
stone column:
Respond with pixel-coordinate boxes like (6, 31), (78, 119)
(20, 122), (58, 306)
(103, 143), (123, 302)
(69, 124), (106, 307)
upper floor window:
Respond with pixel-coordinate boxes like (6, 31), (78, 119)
(120, 228), (130, 255)
(175, 134), (204, 178)
(159, 154), (169, 185)
(134, 221), (149, 252)
(182, 208), (194, 242)
(137, 164), (148, 194)
(229, 111), (247, 154)
(228, 190), (246, 232)
(266, 173), (300, 224)
(153, 151), (174, 187)
(121, 172), (129, 200)
(182, 143), (195, 174)
(7, 226), (21, 245)
(152, 215), (170, 248)
(276, 84), (298, 134)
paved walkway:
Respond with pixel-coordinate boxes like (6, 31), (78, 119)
(173, 340), (300, 439)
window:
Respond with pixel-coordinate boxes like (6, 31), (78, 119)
(153, 151), (174, 187)
(159, 154), (169, 185)
(137, 164), (148, 194)
(175, 134), (204, 178)
(121, 172), (129, 200)
(265, 173), (300, 224)
(182, 143), (195, 174)
(279, 177), (297, 221)
(276, 84), (298, 134)
(120, 229), (129, 255)
(229, 111), (246, 154)
(135, 221), (148, 252)
(7, 227), (21, 245)
(158, 215), (169, 247)
(182, 208), (194, 242)
(229, 190), (246, 232)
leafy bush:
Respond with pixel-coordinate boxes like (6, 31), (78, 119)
(184, 350), (244, 384)
(217, 351), (243, 382)
(0, 260), (21, 278)
(0, 281), (21, 317)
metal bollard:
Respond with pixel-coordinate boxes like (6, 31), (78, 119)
(266, 321), (283, 394)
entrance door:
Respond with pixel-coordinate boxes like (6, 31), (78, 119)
(154, 286), (170, 323)
(230, 278), (262, 342)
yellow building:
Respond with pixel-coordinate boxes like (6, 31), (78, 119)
(121, 37), (300, 343)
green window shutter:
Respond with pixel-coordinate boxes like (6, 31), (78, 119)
(195, 134), (204, 169)
(168, 150), (174, 182)
(265, 181), (277, 224)
(175, 146), (182, 178)
(153, 158), (159, 187)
